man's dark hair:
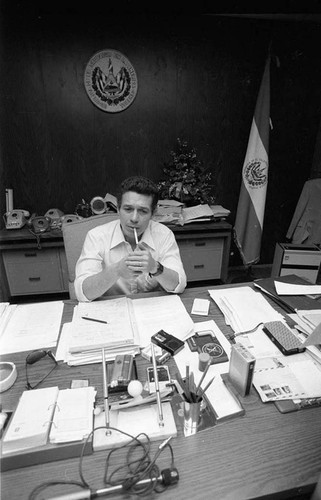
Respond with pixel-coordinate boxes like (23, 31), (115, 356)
(117, 176), (159, 212)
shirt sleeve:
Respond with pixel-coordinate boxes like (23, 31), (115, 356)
(74, 230), (104, 302)
(157, 228), (187, 293)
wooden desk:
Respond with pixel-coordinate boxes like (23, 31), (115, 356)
(1, 286), (321, 500)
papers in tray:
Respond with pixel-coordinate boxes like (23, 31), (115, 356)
(208, 286), (283, 333)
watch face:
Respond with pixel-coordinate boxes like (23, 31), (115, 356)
(84, 49), (138, 113)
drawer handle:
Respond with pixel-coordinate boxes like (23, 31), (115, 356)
(24, 252), (37, 257)
(29, 277), (41, 282)
(195, 242), (206, 247)
(194, 264), (205, 269)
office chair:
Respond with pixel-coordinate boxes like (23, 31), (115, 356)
(61, 213), (119, 299)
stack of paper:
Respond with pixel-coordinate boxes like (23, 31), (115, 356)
(208, 286), (283, 333)
(210, 205), (231, 219)
(0, 301), (64, 354)
(62, 295), (194, 366)
(153, 199), (184, 224)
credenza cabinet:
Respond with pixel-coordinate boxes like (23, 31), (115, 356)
(0, 221), (231, 300)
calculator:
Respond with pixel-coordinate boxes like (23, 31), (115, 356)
(263, 321), (306, 356)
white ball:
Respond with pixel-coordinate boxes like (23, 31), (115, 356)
(127, 380), (143, 398)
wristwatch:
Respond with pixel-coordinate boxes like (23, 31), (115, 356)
(149, 261), (164, 278)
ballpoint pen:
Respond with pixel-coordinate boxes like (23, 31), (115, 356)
(151, 342), (164, 427)
(101, 348), (111, 435)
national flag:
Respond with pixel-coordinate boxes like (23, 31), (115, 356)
(234, 56), (271, 266)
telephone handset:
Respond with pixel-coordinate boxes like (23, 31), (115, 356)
(3, 210), (30, 229)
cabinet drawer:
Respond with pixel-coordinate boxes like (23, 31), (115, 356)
(178, 238), (224, 281)
(3, 249), (55, 263)
(3, 249), (64, 295)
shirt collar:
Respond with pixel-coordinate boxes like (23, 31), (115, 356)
(110, 220), (156, 250)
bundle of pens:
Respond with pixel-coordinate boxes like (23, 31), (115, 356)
(175, 360), (215, 403)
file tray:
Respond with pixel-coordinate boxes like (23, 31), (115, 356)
(93, 402), (177, 450)
(0, 436), (93, 472)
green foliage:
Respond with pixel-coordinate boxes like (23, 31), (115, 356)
(157, 138), (215, 205)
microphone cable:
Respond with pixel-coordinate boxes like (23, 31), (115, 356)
(28, 426), (178, 500)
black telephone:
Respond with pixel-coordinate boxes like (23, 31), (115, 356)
(27, 214), (51, 234)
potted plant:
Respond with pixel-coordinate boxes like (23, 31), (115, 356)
(157, 138), (215, 206)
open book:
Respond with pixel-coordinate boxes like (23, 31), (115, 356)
(67, 295), (195, 363)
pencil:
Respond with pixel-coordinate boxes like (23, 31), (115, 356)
(82, 316), (107, 324)
(101, 348), (111, 435)
(195, 358), (212, 396)
(185, 363), (192, 402)
(134, 228), (139, 246)
(197, 376), (215, 402)
(151, 342), (164, 427)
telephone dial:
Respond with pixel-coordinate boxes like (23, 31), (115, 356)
(60, 214), (83, 224)
(3, 210), (30, 229)
(27, 214), (51, 234)
(44, 208), (64, 229)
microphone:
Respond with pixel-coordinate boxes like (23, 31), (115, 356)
(26, 351), (48, 365)
(26, 350), (57, 365)
(47, 468), (179, 499)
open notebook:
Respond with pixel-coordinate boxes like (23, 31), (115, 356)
(1, 386), (96, 455)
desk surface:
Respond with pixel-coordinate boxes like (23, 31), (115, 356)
(1, 285), (321, 500)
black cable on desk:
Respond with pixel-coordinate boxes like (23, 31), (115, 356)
(28, 426), (176, 500)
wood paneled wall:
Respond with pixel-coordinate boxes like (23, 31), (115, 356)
(1, 5), (320, 263)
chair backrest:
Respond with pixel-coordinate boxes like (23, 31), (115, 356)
(62, 213), (119, 299)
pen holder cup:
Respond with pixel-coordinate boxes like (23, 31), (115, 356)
(183, 395), (203, 436)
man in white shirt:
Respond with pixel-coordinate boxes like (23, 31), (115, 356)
(75, 176), (187, 301)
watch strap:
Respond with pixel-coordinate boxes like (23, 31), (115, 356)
(149, 261), (164, 278)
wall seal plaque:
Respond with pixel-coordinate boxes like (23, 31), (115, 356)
(84, 49), (138, 113)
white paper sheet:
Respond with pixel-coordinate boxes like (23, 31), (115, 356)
(254, 355), (321, 401)
(0, 301), (64, 354)
(274, 281), (321, 296)
(131, 294), (194, 347)
(208, 286), (283, 333)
